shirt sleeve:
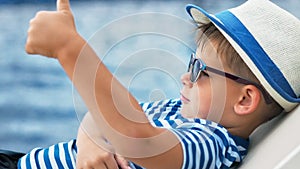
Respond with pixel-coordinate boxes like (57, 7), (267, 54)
(169, 122), (244, 169)
(18, 140), (77, 169)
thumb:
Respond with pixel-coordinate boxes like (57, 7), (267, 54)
(57, 0), (71, 12)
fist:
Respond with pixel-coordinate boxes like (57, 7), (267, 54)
(26, 0), (77, 58)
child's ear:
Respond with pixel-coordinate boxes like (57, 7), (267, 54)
(234, 85), (261, 115)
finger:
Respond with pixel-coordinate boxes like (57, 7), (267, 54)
(25, 41), (35, 54)
(57, 0), (71, 12)
(25, 30), (36, 54)
(76, 159), (107, 169)
(103, 156), (119, 169)
(115, 155), (131, 169)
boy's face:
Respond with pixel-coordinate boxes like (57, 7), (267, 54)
(180, 45), (238, 121)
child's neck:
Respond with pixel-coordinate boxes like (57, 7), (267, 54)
(227, 127), (252, 139)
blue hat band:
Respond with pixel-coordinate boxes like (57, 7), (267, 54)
(212, 10), (298, 102)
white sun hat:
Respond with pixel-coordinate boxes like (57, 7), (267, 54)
(186, 0), (300, 112)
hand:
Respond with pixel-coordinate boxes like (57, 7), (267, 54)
(76, 124), (132, 169)
(26, 0), (78, 58)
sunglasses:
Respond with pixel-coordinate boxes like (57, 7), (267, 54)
(187, 53), (272, 104)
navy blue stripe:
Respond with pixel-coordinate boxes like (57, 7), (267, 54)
(167, 119), (175, 127)
(190, 131), (203, 169)
(158, 106), (167, 115)
(157, 100), (163, 107)
(192, 141), (198, 168)
(224, 148), (236, 164)
(131, 163), (144, 169)
(187, 131), (202, 168)
(147, 102), (153, 110)
(34, 149), (41, 169)
(165, 109), (177, 119)
(169, 105), (179, 116)
(210, 134), (220, 168)
(199, 131), (213, 168)
(63, 143), (73, 168)
(139, 102), (144, 107)
(192, 125), (216, 167)
(230, 144), (242, 161)
(221, 164), (230, 169)
(153, 119), (163, 127)
(43, 149), (52, 169)
(25, 151), (32, 169)
(164, 99), (172, 106)
(73, 140), (78, 153)
(54, 144), (64, 168)
(153, 112), (162, 121)
(214, 10), (297, 100)
(147, 101), (161, 115)
(166, 100), (181, 120)
(214, 129), (229, 147)
(17, 157), (22, 169)
(175, 130), (191, 169)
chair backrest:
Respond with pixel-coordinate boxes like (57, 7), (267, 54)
(239, 105), (300, 169)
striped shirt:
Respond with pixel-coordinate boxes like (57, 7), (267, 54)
(18, 99), (248, 169)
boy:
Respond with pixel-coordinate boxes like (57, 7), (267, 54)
(18, 0), (300, 168)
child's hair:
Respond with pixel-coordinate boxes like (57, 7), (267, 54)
(196, 22), (283, 121)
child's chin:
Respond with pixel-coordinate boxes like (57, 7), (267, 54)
(181, 104), (198, 118)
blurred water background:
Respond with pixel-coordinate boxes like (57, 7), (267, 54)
(0, 0), (299, 153)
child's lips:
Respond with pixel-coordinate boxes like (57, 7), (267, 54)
(180, 93), (190, 103)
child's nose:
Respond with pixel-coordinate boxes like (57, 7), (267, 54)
(181, 73), (193, 88)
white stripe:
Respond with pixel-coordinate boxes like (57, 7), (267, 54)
(183, 131), (201, 168)
(198, 131), (213, 169)
(160, 120), (172, 128)
(152, 101), (160, 108)
(222, 146), (234, 166)
(237, 145), (246, 152)
(185, 134), (193, 169)
(192, 131), (203, 169)
(141, 102), (149, 111)
(214, 143), (222, 168)
(72, 146), (77, 162)
(29, 148), (38, 169)
(156, 110), (166, 120)
(208, 129), (230, 167)
(68, 141), (76, 167)
(19, 154), (26, 169)
(58, 142), (69, 168)
(153, 107), (161, 115)
(49, 145), (58, 169)
(169, 114), (177, 120)
(37, 149), (46, 169)
(202, 132), (216, 169)
(174, 119), (184, 127)
(171, 130), (188, 169)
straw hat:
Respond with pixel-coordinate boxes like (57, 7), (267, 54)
(186, 0), (300, 112)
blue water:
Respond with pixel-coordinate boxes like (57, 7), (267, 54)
(0, 0), (299, 153)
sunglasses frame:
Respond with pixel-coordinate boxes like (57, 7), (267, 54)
(187, 53), (272, 104)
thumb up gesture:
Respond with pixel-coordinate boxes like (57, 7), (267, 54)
(26, 0), (80, 59)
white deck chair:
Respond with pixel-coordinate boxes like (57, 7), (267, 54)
(239, 105), (300, 169)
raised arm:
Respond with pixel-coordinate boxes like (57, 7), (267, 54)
(26, 0), (182, 168)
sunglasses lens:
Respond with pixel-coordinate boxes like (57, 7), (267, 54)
(191, 60), (201, 82)
(187, 54), (194, 72)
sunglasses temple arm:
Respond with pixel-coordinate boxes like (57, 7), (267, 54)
(206, 66), (272, 104)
